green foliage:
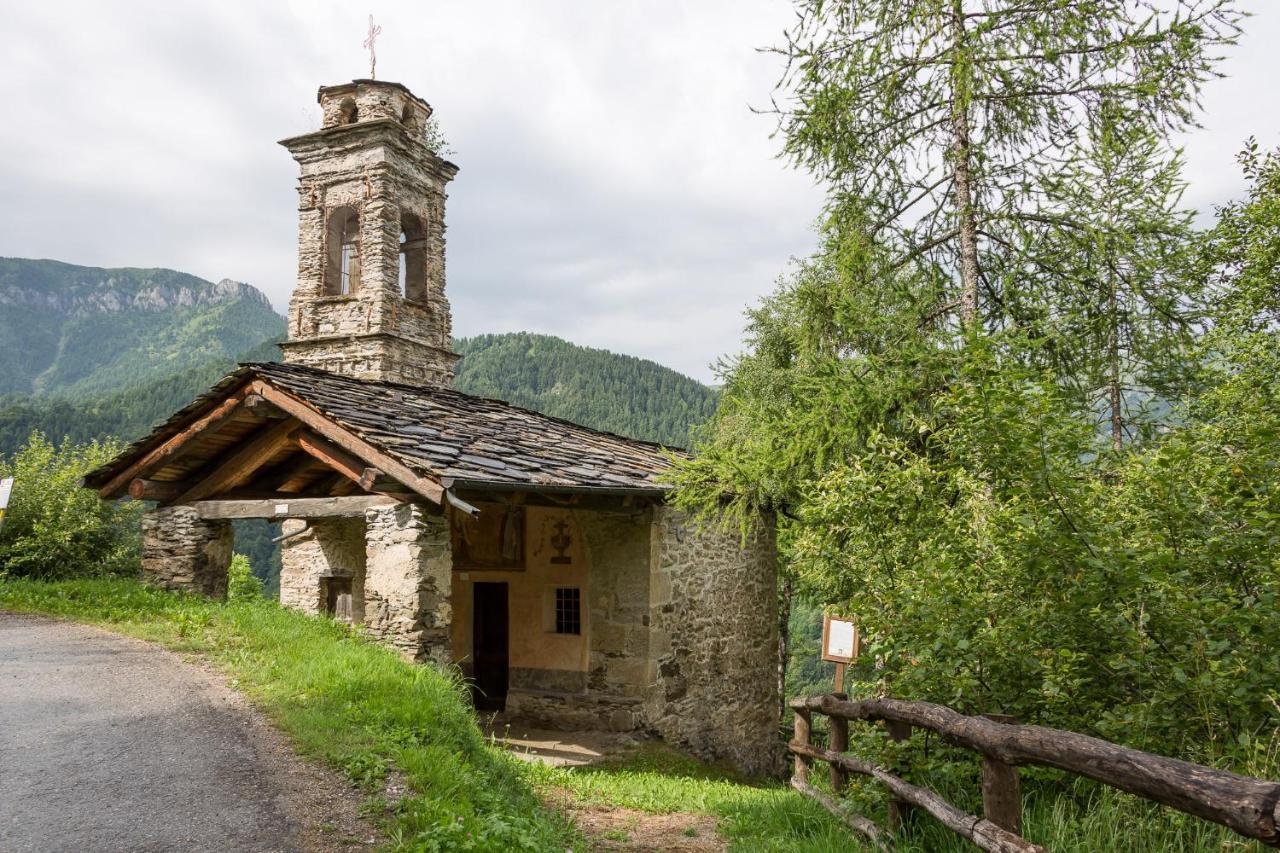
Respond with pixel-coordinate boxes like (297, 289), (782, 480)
(454, 332), (717, 447)
(675, 144), (1280, 773)
(0, 337), (283, 457)
(776, 0), (1239, 329)
(0, 577), (577, 852)
(227, 553), (262, 600)
(230, 519), (283, 596)
(0, 433), (141, 579)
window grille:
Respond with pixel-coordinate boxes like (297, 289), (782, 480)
(554, 587), (581, 635)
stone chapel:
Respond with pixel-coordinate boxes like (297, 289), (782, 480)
(84, 79), (781, 775)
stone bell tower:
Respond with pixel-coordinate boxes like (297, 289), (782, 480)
(278, 80), (459, 387)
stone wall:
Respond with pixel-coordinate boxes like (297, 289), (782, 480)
(140, 506), (233, 598)
(646, 507), (783, 777)
(279, 517), (367, 621)
(363, 503), (452, 664)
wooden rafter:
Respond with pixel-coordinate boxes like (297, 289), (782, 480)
(255, 453), (324, 493)
(173, 418), (301, 505)
(250, 381), (443, 504)
(293, 430), (381, 490)
(96, 385), (255, 498)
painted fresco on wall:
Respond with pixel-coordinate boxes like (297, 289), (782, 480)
(451, 504), (525, 569)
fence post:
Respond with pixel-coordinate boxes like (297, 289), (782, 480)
(981, 714), (1022, 835)
(886, 719), (913, 832)
(829, 692), (849, 792)
(793, 708), (812, 784)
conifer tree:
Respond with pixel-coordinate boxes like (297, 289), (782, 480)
(1035, 105), (1198, 449)
(773, 0), (1238, 330)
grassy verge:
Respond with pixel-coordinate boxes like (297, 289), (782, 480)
(528, 740), (1272, 852)
(0, 577), (577, 852)
(523, 744), (865, 852)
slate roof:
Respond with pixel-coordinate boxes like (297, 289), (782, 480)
(84, 361), (681, 495)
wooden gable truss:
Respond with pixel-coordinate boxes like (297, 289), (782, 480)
(99, 378), (445, 520)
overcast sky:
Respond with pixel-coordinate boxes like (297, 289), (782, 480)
(1, 2), (1277, 382)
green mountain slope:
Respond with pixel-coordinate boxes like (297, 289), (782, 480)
(0, 332), (715, 456)
(0, 258), (284, 397)
(453, 333), (717, 447)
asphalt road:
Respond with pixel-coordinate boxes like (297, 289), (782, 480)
(0, 612), (358, 853)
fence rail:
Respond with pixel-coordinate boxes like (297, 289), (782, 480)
(789, 693), (1280, 852)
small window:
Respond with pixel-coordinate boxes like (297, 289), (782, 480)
(338, 97), (358, 125)
(324, 207), (361, 296)
(554, 587), (581, 635)
(399, 210), (428, 302)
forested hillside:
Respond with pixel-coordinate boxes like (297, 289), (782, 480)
(0, 330), (715, 455)
(0, 259), (285, 398)
(454, 333), (717, 447)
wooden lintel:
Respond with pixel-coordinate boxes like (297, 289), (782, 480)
(128, 479), (188, 502)
(193, 495), (399, 520)
(174, 418), (300, 505)
(453, 488), (657, 513)
(98, 385), (255, 498)
(250, 381), (444, 505)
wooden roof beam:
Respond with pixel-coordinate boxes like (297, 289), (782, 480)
(173, 418), (301, 505)
(193, 495), (398, 520)
(293, 430), (381, 491)
(255, 453), (323, 494)
(96, 386), (258, 498)
(250, 381), (444, 505)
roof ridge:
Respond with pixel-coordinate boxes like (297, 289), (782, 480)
(242, 361), (687, 454)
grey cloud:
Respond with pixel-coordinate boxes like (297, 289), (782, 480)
(1, 1), (1276, 381)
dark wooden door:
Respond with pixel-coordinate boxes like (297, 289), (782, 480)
(471, 582), (509, 710)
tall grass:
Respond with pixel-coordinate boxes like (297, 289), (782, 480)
(0, 578), (576, 852)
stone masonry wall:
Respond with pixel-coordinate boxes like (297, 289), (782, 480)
(141, 506), (233, 598)
(279, 517), (367, 621)
(363, 503), (452, 665)
(646, 507), (783, 777)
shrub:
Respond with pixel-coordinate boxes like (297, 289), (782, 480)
(227, 553), (263, 600)
(0, 432), (141, 579)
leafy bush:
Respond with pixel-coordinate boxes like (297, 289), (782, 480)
(0, 432), (141, 579)
(227, 553), (263, 600)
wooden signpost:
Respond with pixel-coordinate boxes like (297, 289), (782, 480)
(821, 614), (860, 694)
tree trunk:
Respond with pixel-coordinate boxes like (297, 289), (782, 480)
(778, 574), (793, 721)
(1108, 263), (1124, 451)
(951, 0), (981, 327)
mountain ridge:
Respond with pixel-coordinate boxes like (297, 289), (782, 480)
(0, 259), (716, 454)
(0, 258), (284, 398)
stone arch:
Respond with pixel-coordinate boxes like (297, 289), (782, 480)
(324, 206), (361, 296)
(338, 97), (358, 125)
(399, 210), (429, 303)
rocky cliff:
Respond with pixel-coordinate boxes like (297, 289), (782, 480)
(0, 258), (284, 397)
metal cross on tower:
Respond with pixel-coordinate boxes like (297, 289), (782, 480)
(363, 15), (382, 79)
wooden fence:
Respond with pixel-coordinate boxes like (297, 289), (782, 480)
(789, 693), (1280, 852)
